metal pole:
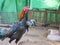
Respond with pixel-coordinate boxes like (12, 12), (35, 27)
(26, 0), (30, 20)
(16, 0), (19, 21)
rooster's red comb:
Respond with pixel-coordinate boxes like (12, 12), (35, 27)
(24, 6), (30, 11)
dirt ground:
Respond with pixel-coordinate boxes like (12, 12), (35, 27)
(0, 26), (60, 45)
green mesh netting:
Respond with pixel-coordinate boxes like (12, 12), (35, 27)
(30, 0), (60, 23)
(0, 0), (27, 24)
(30, 0), (60, 10)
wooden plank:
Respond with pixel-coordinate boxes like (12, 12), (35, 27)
(0, 24), (12, 27)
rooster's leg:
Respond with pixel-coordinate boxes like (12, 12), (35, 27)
(15, 38), (20, 44)
(8, 38), (14, 45)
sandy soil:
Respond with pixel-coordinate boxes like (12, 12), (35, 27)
(0, 27), (60, 45)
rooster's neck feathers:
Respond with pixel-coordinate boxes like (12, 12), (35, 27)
(19, 6), (30, 21)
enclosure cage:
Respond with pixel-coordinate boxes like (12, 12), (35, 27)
(28, 9), (60, 25)
(0, 12), (19, 24)
(0, 0), (30, 25)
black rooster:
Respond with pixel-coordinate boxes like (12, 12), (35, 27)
(0, 6), (30, 45)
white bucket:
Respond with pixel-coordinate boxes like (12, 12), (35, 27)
(47, 29), (60, 41)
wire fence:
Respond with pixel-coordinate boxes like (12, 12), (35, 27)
(0, 12), (19, 24)
(28, 10), (60, 24)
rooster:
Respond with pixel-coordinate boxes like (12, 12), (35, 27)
(0, 6), (30, 45)
(27, 19), (36, 27)
(41, 23), (50, 27)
